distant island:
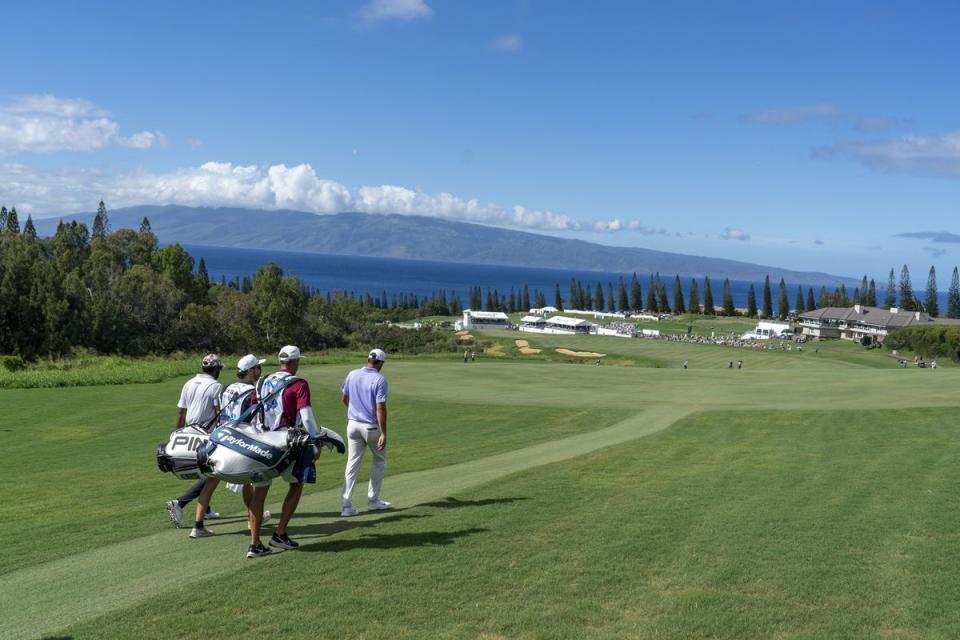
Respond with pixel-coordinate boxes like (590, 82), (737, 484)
(34, 204), (857, 287)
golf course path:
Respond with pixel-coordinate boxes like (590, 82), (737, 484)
(0, 405), (690, 640)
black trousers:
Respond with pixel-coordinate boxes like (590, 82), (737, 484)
(177, 479), (206, 507)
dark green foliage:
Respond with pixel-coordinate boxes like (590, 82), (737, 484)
(672, 275), (685, 314)
(721, 278), (735, 316)
(885, 268), (897, 308)
(948, 267), (960, 319)
(925, 266), (939, 317)
(92, 201), (109, 240)
(899, 264), (915, 311)
(630, 272), (641, 311)
(867, 279), (877, 307)
(746, 284), (757, 317)
(762, 275), (772, 318)
(702, 276), (714, 315)
(794, 287), (804, 314)
(607, 282), (615, 312)
(688, 278), (700, 314)
(23, 215), (37, 240)
(886, 325), (960, 361)
(646, 274), (658, 313)
(554, 284), (563, 311)
(777, 278), (789, 319)
(594, 282), (604, 312)
(618, 277), (629, 312)
(807, 287), (815, 311)
(6, 207), (19, 234)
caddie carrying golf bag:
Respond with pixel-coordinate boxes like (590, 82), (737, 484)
(196, 422), (310, 484)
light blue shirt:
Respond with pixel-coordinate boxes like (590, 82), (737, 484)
(341, 366), (388, 424)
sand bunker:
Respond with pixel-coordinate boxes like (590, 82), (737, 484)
(458, 333), (474, 341)
(514, 339), (542, 354)
(556, 348), (606, 358)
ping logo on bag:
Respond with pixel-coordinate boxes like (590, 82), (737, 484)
(171, 435), (208, 452)
(210, 426), (285, 466)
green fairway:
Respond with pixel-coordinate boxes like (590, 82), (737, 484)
(2, 343), (959, 639)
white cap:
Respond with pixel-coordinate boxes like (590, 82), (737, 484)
(278, 345), (302, 362)
(368, 348), (387, 362)
(237, 354), (266, 372)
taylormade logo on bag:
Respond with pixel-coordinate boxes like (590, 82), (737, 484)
(220, 434), (274, 460)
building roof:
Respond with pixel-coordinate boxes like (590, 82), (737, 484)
(520, 315), (545, 324)
(798, 305), (960, 329)
(545, 315), (594, 328)
(465, 310), (509, 320)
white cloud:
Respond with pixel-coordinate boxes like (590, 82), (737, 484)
(720, 227), (750, 241)
(816, 131), (960, 178)
(0, 161), (581, 231)
(492, 33), (523, 53)
(358, 0), (432, 24)
(592, 218), (666, 234)
(744, 102), (900, 131)
(0, 95), (164, 153)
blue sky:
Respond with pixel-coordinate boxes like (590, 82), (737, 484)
(3, 0), (960, 282)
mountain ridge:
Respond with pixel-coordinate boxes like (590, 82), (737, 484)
(34, 205), (857, 287)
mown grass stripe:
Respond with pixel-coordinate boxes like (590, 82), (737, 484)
(0, 405), (689, 640)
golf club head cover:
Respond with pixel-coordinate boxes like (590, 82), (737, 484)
(317, 426), (346, 454)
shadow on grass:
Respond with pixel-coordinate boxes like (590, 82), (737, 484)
(300, 527), (489, 552)
(418, 496), (527, 509)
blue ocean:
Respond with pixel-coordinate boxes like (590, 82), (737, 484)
(181, 244), (868, 310)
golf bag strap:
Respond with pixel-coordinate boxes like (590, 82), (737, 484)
(242, 375), (301, 427)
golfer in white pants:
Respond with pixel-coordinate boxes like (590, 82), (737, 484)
(341, 348), (391, 516)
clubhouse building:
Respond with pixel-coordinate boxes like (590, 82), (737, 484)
(798, 304), (960, 345)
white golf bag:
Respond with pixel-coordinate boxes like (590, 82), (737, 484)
(156, 424), (212, 480)
(196, 422), (305, 485)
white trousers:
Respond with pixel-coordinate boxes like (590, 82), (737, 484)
(342, 420), (387, 506)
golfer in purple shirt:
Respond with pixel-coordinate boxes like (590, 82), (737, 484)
(340, 348), (391, 516)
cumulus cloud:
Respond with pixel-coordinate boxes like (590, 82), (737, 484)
(817, 132), (960, 178)
(492, 33), (523, 53)
(0, 95), (164, 153)
(592, 218), (666, 234)
(896, 230), (960, 243)
(720, 227), (750, 241)
(0, 161), (581, 231)
(358, 0), (432, 24)
(744, 102), (900, 131)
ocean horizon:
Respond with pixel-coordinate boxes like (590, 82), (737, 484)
(182, 244), (928, 311)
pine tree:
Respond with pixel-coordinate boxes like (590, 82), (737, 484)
(646, 274), (658, 312)
(777, 278), (790, 320)
(630, 272), (642, 311)
(794, 287), (804, 314)
(657, 279), (669, 314)
(899, 265), (915, 311)
(762, 275), (772, 318)
(885, 268), (896, 308)
(672, 275), (685, 314)
(867, 279), (877, 306)
(949, 267), (960, 319)
(925, 266), (939, 316)
(688, 278), (700, 314)
(23, 215), (37, 240)
(569, 278), (579, 310)
(6, 207), (20, 234)
(818, 286), (828, 308)
(721, 278), (735, 316)
(746, 284), (757, 317)
(0, 206), (7, 230)
(92, 201), (109, 240)
(618, 277), (629, 312)
(607, 282), (615, 312)
(807, 288), (815, 311)
(580, 281), (592, 310)
(594, 282), (604, 311)
(197, 258), (210, 286)
(860, 275), (869, 304)
(537, 289), (547, 308)
(702, 276), (714, 315)
(139, 216), (152, 233)
(554, 283), (563, 311)
(522, 284), (531, 311)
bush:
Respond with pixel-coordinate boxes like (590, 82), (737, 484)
(0, 355), (26, 372)
(885, 326), (960, 361)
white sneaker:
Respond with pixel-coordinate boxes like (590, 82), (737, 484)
(263, 510), (272, 523)
(189, 526), (215, 538)
(367, 499), (392, 511)
(341, 505), (359, 517)
(166, 500), (182, 529)
(205, 509), (220, 520)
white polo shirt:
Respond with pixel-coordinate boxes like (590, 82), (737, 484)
(177, 373), (223, 428)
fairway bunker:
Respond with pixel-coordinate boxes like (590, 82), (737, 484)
(515, 339), (542, 354)
(556, 348), (606, 358)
